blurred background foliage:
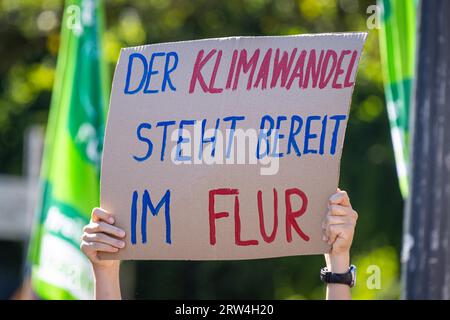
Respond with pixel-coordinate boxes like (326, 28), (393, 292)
(0, 0), (402, 299)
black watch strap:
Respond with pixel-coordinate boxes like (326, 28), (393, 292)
(320, 265), (356, 287)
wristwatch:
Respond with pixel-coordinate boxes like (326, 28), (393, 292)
(320, 265), (357, 288)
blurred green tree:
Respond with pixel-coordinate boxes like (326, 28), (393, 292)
(0, 0), (402, 299)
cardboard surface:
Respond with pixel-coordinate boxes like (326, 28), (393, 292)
(100, 33), (366, 260)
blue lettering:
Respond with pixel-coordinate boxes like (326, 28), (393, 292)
(257, 115), (274, 159)
(271, 115), (287, 157)
(124, 53), (148, 94)
(176, 120), (196, 161)
(223, 116), (246, 159)
(144, 52), (165, 94)
(319, 115), (328, 155)
(130, 190), (138, 245)
(162, 52), (178, 92)
(287, 115), (303, 156)
(199, 118), (220, 160)
(329, 114), (347, 155)
(156, 120), (176, 161)
(133, 123), (153, 162)
(141, 189), (171, 244)
(304, 115), (320, 154)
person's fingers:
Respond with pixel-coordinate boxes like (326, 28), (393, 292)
(82, 241), (119, 254)
(91, 207), (114, 224)
(80, 241), (93, 262)
(91, 242), (119, 253)
(322, 215), (351, 228)
(322, 215), (342, 241)
(323, 222), (337, 242)
(327, 230), (339, 245)
(328, 204), (347, 216)
(80, 240), (101, 264)
(322, 225), (329, 242)
(329, 190), (351, 207)
(328, 204), (358, 221)
(80, 240), (91, 256)
(322, 217), (346, 241)
(327, 224), (354, 246)
(326, 224), (341, 245)
(324, 190), (358, 252)
(322, 191), (357, 247)
(82, 232), (125, 249)
(83, 221), (126, 238)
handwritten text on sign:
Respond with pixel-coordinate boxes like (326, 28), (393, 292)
(100, 34), (366, 260)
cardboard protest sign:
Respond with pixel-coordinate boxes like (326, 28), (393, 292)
(100, 33), (366, 260)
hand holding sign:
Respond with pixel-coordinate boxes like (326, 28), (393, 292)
(81, 208), (125, 266)
(98, 33), (366, 260)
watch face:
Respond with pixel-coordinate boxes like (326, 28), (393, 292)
(350, 265), (357, 287)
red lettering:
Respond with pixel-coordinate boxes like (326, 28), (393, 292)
(270, 48), (297, 88)
(209, 187), (310, 246)
(233, 49), (260, 90)
(344, 50), (358, 87)
(285, 188), (310, 242)
(209, 188), (237, 245)
(257, 189), (278, 243)
(286, 50), (307, 90)
(208, 50), (223, 94)
(303, 49), (324, 88)
(226, 49), (238, 89)
(189, 49), (217, 93)
(190, 48), (359, 94)
(319, 50), (338, 89)
(253, 49), (272, 90)
(332, 50), (351, 89)
(234, 193), (259, 246)
(209, 188), (258, 246)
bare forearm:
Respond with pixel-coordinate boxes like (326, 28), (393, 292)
(93, 262), (122, 300)
(325, 253), (351, 300)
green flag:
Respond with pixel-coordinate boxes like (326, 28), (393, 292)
(378, 0), (417, 198)
(27, 0), (109, 300)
